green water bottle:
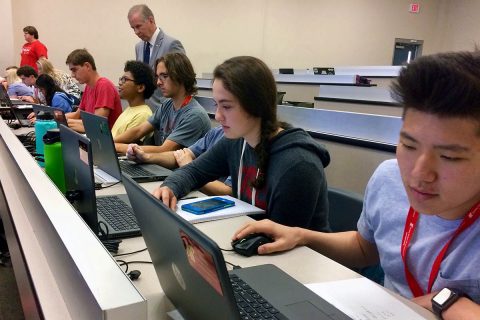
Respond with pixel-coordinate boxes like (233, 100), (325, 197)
(43, 129), (66, 193)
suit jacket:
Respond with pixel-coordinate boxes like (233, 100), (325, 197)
(135, 28), (186, 109)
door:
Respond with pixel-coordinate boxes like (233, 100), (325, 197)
(392, 39), (423, 66)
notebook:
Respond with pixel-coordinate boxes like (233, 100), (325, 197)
(32, 104), (67, 126)
(122, 173), (351, 320)
(81, 111), (172, 183)
(59, 124), (140, 239)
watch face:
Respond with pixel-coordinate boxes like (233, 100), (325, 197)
(433, 288), (452, 304)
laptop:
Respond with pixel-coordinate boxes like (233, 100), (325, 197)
(279, 68), (294, 75)
(32, 104), (67, 126)
(81, 111), (172, 183)
(59, 124), (140, 239)
(0, 85), (33, 127)
(122, 173), (351, 320)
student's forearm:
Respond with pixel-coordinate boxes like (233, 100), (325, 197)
(298, 230), (379, 268)
(442, 298), (480, 320)
(114, 127), (143, 144)
(145, 151), (178, 169)
(140, 144), (181, 153)
(199, 182), (233, 196)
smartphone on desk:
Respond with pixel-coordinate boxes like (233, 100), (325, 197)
(181, 197), (235, 215)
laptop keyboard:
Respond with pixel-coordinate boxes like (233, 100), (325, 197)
(96, 196), (138, 231)
(230, 274), (288, 320)
(119, 161), (152, 177)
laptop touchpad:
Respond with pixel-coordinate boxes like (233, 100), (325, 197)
(285, 301), (331, 318)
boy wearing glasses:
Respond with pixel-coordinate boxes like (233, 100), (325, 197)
(111, 61), (154, 139)
(114, 52), (210, 154)
(65, 49), (122, 133)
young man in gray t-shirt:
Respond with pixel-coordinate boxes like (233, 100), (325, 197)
(114, 52), (210, 154)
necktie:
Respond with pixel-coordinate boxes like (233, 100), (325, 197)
(143, 42), (151, 64)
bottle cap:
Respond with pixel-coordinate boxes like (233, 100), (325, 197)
(43, 128), (61, 144)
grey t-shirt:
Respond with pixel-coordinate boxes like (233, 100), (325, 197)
(147, 97), (210, 147)
(358, 159), (480, 302)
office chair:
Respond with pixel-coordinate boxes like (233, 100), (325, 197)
(327, 187), (384, 285)
(327, 187), (363, 232)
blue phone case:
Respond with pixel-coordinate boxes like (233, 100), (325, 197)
(181, 197), (235, 215)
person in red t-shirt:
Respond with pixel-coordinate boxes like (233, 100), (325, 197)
(65, 49), (122, 133)
(20, 26), (48, 72)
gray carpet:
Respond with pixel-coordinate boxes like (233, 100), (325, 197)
(0, 264), (25, 320)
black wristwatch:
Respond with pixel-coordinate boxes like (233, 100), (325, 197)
(431, 288), (463, 319)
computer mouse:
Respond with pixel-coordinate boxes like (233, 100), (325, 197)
(231, 233), (274, 257)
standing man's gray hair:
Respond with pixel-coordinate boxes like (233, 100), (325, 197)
(128, 4), (155, 22)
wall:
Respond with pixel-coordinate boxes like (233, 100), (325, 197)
(0, 0), (15, 72)
(3, 0), (478, 81)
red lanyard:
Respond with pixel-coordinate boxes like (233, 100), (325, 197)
(181, 95), (192, 108)
(401, 202), (480, 297)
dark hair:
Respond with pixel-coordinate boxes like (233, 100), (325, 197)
(128, 4), (155, 22)
(124, 60), (155, 99)
(16, 65), (38, 78)
(36, 74), (66, 106)
(213, 56), (280, 189)
(156, 53), (197, 95)
(65, 49), (97, 70)
(391, 51), (480, 123)
(23, 26), (39, 39)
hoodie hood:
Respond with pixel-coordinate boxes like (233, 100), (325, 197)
(56, 92), (75, 105)
(269, 128), (330, 168)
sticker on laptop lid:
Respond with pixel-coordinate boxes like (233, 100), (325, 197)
(180, 230), (223, 296)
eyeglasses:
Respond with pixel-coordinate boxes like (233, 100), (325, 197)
(119, 76), (136, 84)
(155, 73), (169, 82)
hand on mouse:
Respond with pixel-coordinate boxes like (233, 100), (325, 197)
(232, 219), (302, 255)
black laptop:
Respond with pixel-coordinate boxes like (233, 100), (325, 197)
(59, 124), (140, 239)
(279, 68), (294, 75)
(81, 111), (172, 183)
(32, 104), (67, 126)
(122, 173), (351, 320)
(0, 85), (33, 127)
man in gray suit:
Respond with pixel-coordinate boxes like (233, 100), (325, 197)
(128, 4), (185, 109)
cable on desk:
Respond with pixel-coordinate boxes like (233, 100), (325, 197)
(98, 181), (121, 190)
(225, 260), (241, 270)
(113, 247), (147, 257)
(220, 248), (235, 252)
(116, 260), (153, 273)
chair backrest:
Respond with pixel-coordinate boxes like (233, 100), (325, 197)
(327, 187), (363, 232)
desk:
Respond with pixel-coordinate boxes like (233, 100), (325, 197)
(314, 85), (402, 117)
(104, 183), (434, 320)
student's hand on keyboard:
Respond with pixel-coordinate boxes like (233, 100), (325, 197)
(173, 148), (194, 167)
(27, 112), (36, 124)
(126, 144), (149, 163)
(152, 186), (177, 211)
(18, 96), (35, 103)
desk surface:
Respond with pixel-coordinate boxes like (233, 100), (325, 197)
(101, 183), (434, 320)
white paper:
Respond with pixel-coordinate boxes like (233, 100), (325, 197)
(176, 195), (264, 223)
(306, 278), (427, 320)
